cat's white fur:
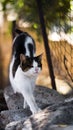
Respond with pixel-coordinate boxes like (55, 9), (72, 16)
(25, 36), (35, 57)
(9, 56), (41, 114)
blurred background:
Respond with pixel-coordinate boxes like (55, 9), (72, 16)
(0, 0), (73, 95)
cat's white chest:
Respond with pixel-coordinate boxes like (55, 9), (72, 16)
(14, 66), (36, 93)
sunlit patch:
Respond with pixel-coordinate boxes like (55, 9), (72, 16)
(58, 86), (71, 95)
(58, 124), (68, 128)
(48, 32), (73, 45)
(50, 124), (68, 128)
(48, 32), (61, 41)
(55, 78), (72, 95)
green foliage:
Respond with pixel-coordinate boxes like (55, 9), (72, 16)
(14, 0), (71, 33)
(0, 0), (71, 33)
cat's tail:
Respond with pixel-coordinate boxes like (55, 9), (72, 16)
(15, 28), (28, 36)
(15, 28), (23, 34)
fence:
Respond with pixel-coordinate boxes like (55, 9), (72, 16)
(49, 5), (73, 88)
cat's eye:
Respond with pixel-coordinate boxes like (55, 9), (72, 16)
(27, 64), (33, 67)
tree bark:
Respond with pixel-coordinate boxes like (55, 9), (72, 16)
(36, 0), (56, 90)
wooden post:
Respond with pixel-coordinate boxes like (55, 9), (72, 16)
(36, 0), (56, 90)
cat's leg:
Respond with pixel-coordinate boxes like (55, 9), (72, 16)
(11, 83), (17, 94)
(23, 93), (41, 114)
(13, 89), (16, 94)
(23, 99), (28, 109)
(21, 83), (41, 114)
(10, 82), (17, 94)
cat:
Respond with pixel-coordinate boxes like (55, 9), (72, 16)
(9, 29), (42, 114)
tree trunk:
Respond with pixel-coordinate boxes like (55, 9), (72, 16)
(36, 0), (56, 90)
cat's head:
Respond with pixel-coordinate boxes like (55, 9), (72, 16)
(20, 54), (42, 76)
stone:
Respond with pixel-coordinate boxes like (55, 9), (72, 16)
(4, 86), (24, 110)
(5, 100), (73, 130)
(0, 108), (31, 127)
(1, 88), (73, 130)
(35, 85), (65, 106)
(1, 85), (66, 129)
(0, 115), (5, 130)
(4, 85), (65, 110)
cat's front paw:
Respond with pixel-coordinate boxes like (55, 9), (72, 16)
(32, 107), (41, 114)
(23, 101), (28, 109)
(38, 108), (42, 112)
(13, 89), (17, 94)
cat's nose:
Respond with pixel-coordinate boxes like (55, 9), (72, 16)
(35, 67), (39, 72)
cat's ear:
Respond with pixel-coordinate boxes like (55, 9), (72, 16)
(38, 53), (43, 61)
(20, 54), (26, 62)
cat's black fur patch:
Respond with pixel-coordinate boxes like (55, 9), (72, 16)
(28, 44), (34, 58)
(34, 56), (42, 68)
(12, 29), (36, 77)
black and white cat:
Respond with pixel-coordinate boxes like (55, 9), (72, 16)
(9, 29), (42, 114)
